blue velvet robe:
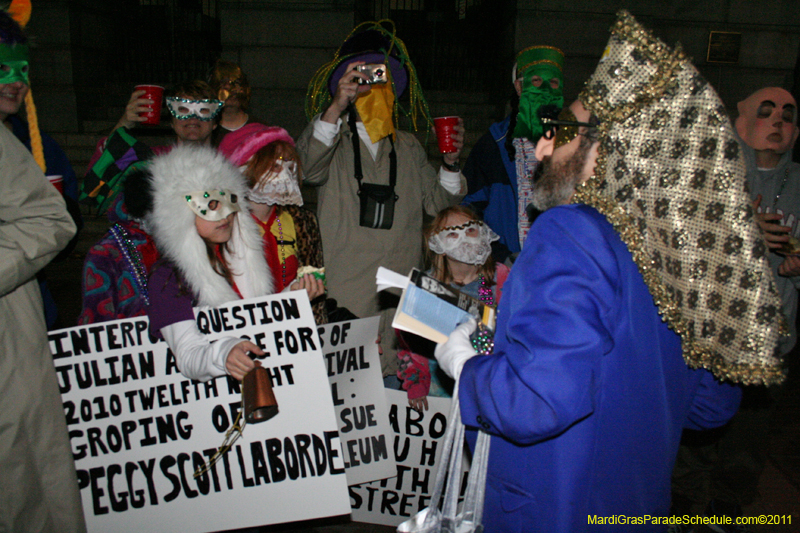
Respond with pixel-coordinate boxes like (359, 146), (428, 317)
(459, 204), (742, 532)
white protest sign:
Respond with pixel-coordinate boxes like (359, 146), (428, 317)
(350, 390), (468, 527)
(49, 293), (350, 533)
(317, 316), (396, 485)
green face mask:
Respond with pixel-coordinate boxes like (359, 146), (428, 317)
(513, 64), (563, 141)
(0, 43), (29, 85)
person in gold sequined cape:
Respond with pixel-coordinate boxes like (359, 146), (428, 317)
(432, 11), (784, 533)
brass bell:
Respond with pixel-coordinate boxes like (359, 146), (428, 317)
(243, 366), (278, 424)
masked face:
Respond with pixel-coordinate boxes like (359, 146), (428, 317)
(217, 76), (250, 105)
(166, 96), (223, 121)
(212, 62), (251, 107)
(542, 107), (599, 150)
(247, 159), (304, 206)
(354, 71), (396, 143)
(735, 87), (799, 154)
(195, 212), (236, 244)
(428, 216), (499, 265)
(185, 189), (241, 221)
(0, 42), (29, 85)
(513, 63), (564, 141)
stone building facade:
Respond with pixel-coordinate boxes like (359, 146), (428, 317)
(25, 0), (800, 176)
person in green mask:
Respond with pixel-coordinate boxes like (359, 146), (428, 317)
(462, 45), (565, 264)
(0, 10), (83, 330)
(512, 46), (565, 140)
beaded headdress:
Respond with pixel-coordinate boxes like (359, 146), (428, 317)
(304, 20), (433, 133)
(512, 45), (565, 82)
(576, 10), (786, 385)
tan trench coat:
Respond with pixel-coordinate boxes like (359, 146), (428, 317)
(298, 118), (465, 375)
(0, 126), (85, 532)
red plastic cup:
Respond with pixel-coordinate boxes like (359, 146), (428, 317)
(134, 84), (164, 125)
(47, 175), (64, 194)
(434, 116), (460, 154)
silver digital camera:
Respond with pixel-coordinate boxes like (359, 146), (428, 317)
(356, 63), (388, 85)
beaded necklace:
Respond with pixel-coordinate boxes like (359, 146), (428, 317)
(472, 274), (495, 355)
(513, 137), (537, 248)
(477, 274), (494, 306)
(110, 223), (149, 305)
(275, 213), (287, 289)
(772, 167), (790, 210)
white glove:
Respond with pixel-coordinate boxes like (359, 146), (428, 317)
(434, 318), (478, 379)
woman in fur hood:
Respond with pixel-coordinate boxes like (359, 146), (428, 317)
(146, 145), (272, 381)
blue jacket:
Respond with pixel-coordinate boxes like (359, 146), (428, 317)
(462, 116), (521, 260)
(9, 115), (78, 201)
(459, 204), (742, 533)
(9, 115), (80, 328)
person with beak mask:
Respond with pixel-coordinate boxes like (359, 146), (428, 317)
(432, 11), (785, 532)
(298, 21), (466, 386)
(462, 45), (565, 264)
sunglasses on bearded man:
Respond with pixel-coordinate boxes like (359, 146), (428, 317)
(541, 108), (599, 149)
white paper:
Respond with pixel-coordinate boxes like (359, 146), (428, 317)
(376, 266), (410, 292)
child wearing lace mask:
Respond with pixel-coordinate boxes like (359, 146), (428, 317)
(397, 205), (510, 411)
(219, 123), (328, 324)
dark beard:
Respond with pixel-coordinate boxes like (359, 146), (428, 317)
(532, 138), (592, 212)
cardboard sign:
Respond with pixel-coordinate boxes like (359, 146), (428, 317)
(317, 317), (396, 485)
(49, 293), (350, 533)
(350, 390), (467, 527)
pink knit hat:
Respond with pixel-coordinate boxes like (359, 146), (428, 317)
(218, 123), (295, 167)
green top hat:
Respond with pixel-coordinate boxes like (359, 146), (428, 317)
(515, 45), (565, 79)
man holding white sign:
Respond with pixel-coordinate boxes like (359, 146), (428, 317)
(145, 146), (274, 382)
(144, 145), (323, 384)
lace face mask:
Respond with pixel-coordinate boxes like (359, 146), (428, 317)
(246, 160), (303, 206)
(428, 219), (499, 265)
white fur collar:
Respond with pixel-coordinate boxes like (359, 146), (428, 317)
(147, 145), (273, 306)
